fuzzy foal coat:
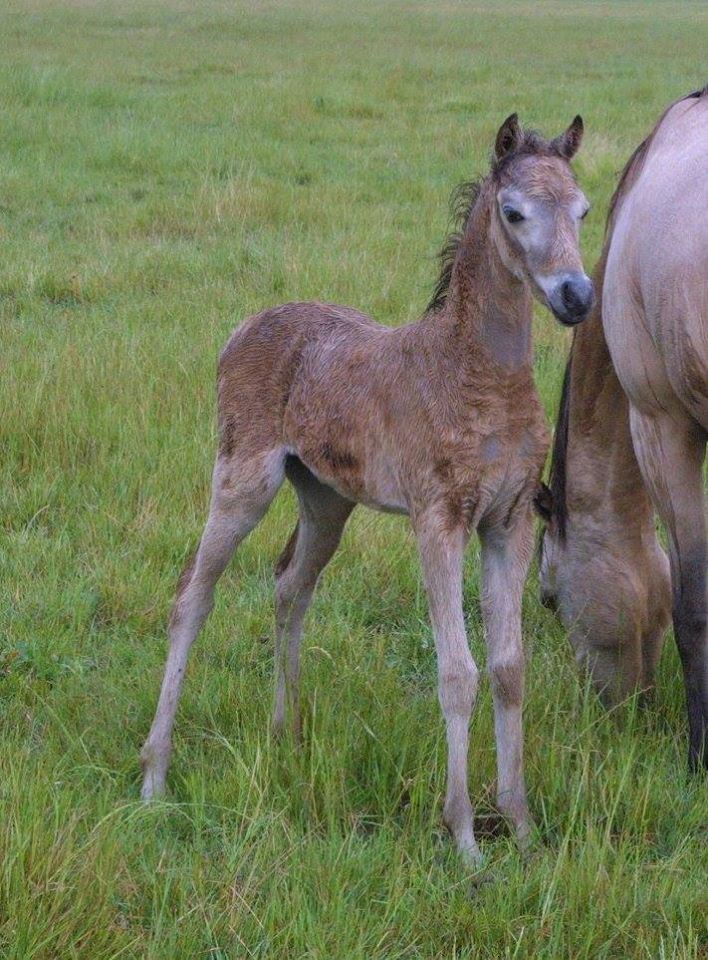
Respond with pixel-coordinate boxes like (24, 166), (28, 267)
(140, 117), (592, 863)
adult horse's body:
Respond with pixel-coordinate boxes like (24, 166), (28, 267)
(604, 88), (708, 768)
(536, 249), (671, 703)
(140, 115), (593, 863)
(539, 88), (707, 768)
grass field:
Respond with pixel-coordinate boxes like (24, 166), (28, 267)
(1, 1), (707, 956)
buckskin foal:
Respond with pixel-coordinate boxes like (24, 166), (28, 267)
(140, 114), (593, 864)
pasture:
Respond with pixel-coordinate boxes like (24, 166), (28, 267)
(1, 0), (706, 956)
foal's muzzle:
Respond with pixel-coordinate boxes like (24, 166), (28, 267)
(547, 272), (594, 326)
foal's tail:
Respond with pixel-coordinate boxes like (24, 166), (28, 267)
(274, 521), (299, 578)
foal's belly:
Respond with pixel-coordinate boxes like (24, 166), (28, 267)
(290, 441), (410, 515)
(287, 402), (548, 526)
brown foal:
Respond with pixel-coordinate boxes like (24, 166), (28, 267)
(140, 114), (593, 864)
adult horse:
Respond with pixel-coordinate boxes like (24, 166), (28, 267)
(539, 88), (707, 769)
(140, 114), (594, 864)
(535, 249), (671, 705)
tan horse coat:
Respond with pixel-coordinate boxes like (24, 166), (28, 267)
(603, 89), (708, 768)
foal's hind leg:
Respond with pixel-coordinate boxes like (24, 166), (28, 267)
(140, 447), (286, 800)
(480, 513), (535, 851)
(630, 408), (707, 770)
(272, 459), (354, 740)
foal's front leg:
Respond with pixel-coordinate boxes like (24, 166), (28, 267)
(415, 514), (481, 866)
(479, 514), (535, 850)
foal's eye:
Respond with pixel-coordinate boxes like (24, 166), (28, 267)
(503, 206), (524, 224)
(580, 206), (590, 220)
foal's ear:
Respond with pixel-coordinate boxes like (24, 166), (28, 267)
(533, 482), (553, 523)
(552, 115), (584, 160)
(495, 113), (522, 160)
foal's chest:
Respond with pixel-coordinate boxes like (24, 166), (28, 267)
(436, 415), (549, 530)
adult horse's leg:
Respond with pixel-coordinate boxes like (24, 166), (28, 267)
(272, 459), (353, 740)
(630, 408), (707, 769)
(140, 447), (287, 799)
(479, 513), (534, 850)
(415, 511), (481, 866)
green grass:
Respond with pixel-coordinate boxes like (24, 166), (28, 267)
(1, 0), (707, 956)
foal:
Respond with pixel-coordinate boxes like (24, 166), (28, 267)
(140, 114), (593, 864)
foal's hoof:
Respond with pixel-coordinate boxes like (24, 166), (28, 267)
(140, 740), (169, 801)
(467, 869), (495, 897)
(139, 764), (167, 803)
(457, 841), (484, 872)
(271, 715), (303, 746)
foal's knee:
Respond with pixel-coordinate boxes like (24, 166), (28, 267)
(438, 658), (479, 717)
(169, 573), (215, 633)
(489, 656), (524, 707)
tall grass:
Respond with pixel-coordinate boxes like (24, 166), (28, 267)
(0, 1), (706, 956)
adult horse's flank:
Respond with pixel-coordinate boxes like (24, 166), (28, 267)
(536, 248), (671, 705)
(140, 115), (593, 864)
(539, 88), (708, 769)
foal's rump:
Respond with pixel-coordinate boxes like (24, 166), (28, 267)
(216, 301), (382, 460)
(216, 300), (417, 511)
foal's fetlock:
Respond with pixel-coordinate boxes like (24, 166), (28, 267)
(139, 742), (169, 801)
(496, 792), (534, 852)
(443, 801), (482, 868)
(271, 705), (302, 745)
(514, 817), (538, 862)
(457, 838), (484, 871)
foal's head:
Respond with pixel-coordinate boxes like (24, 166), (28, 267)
(490, 114), (594, 325)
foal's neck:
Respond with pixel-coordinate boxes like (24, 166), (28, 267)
(441, 183), (533, 372)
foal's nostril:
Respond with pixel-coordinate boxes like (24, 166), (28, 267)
(547, 273), (594, 325)
(561, 276), (594, 316)
(561, 281), (580, 310)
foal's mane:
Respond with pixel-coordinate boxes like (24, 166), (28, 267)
(426, 178), (483, 313)
(426, 130), (560, 314)
(547, 85), (707, 541)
